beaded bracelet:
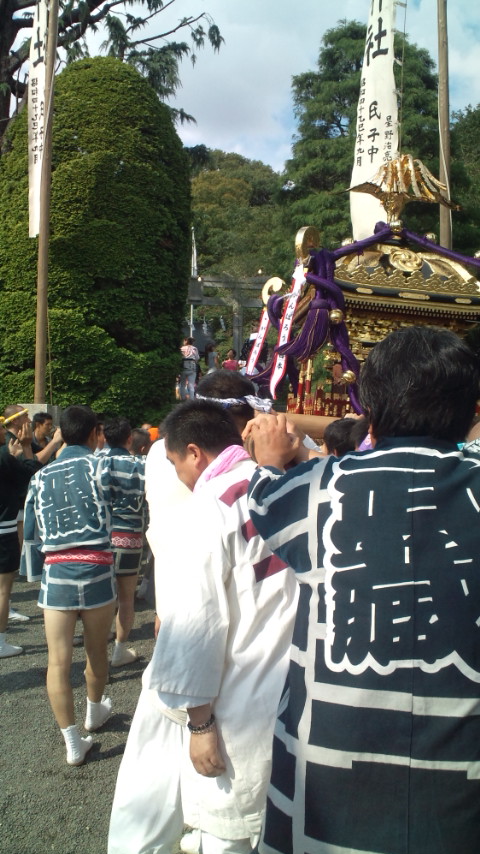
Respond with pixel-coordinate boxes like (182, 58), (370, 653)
(187, 713), (216, 734)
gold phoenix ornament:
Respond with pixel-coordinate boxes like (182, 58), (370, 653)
(349, 154), (460, 224)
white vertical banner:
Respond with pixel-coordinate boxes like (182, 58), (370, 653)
(350, 0), (399, 240)
(191, 226), (198, 277)
(28, 0), (49, 238)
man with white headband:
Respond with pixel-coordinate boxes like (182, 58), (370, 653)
(109, 375), (298, 854)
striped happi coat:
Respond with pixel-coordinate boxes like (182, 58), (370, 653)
(23, 445), (144, 579)
(248, 437), (480, 854)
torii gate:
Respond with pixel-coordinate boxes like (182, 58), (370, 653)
(187, 274), (266, 355)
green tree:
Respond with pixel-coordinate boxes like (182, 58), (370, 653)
(187, 149), (295, 357)
(282, 19), (446, 247)
(191, 149), (291, 279)
(0, 56), (191, 421)
(0, 0), (223, 145)
(450, 104), (480, 255)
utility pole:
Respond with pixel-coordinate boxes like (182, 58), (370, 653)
(34, 0), (59, 403)
(437, 0), (452, 249)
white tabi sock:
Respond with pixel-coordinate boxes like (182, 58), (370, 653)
(61, 724), (93, 766)
(111, 641), (137, 666)
(0, 631), (23, 658)
(84, 695), (112, 732)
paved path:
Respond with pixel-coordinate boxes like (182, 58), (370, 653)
(1, 575), (156, 854)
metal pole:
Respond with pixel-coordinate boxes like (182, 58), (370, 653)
(34, 0), (59, 403)
(437, 0), (452, 249)
(232, 286), (243, 357)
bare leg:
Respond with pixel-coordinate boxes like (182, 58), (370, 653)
(17, 520), (24, 551)
(0, 572), (15, 633)
(82, 602), (115, 702)
(43, 609), (78, 728)
(115, 575), (138, 643)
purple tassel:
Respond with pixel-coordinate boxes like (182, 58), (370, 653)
(267, 295), (284, 329)
(277, 304), (330, 360)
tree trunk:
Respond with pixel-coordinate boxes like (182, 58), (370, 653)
(0, 0), (31, 148)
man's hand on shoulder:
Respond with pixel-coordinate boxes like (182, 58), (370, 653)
(243, 413), (300, 469)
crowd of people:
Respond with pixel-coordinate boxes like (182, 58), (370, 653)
(2, 325), (480, 854)
(178, 337), (265, 403)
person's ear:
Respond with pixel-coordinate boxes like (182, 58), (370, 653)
(87, 426), (98, 450)
(187, 443), (210, 474)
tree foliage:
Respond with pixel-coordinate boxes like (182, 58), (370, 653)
(280, 19), (463, 248)
(190, 149), (292, 279)
(0, 56), (191, 421)
(450, 104), (480, 255)
(0, 0), (223, 144)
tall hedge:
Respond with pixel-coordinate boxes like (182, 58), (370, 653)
(0, 57), (191, 421)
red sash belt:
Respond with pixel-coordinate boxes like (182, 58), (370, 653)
(45, 549), (114, 565)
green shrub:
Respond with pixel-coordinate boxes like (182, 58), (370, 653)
(0, 57), (191, 421)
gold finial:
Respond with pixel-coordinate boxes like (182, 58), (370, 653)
(261, 276), (285, 306)
(349, 154), (460, 224)
(295, 226), (321, 264)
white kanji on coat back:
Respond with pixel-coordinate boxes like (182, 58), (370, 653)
(323, 449), (480, 681)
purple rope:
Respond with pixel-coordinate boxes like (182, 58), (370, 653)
(402, 228), (480, 269)
(277, 304), (330, 360)
(267, 295), (284, 330)
(260, 221), (480, 416)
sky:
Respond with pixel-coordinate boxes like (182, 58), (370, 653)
(147, 0), (480, 173)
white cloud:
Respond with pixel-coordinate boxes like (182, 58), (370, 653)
(159, 0), (480, 171)
(32, 0), (477, 172)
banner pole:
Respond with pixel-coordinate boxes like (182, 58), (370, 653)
(34, 0), (59, 403)
(437, 0), (452, 249)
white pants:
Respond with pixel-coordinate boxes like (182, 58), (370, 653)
(182, 829), (252, 854)
(200, 832), (252, 854)
(108, 689), (185, 854)
(108, 687), (256, 854)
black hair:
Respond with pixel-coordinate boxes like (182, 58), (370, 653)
(163, 400), (243, 457)
(350, 416), (369, 449)
(196, 369), (256, 426)
(59, 405), (97, 445)
(131, 427), (151, 455)
(32, 411), (52, 426)
(359, 326), (480, 442)
(323, 418), (357, 456)
(3, 404), (26, 420)
(104, 417), (132, 448)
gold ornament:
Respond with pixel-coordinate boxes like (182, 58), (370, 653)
(390, 248), (423, 273)
(349, 154), (460, 223)
(329, 309), (344, 324)
(341, 370), (357, 384)
(261, 276), (285, 306)
(295, 226), (321, 264)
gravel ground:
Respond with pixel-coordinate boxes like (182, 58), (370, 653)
(1, 574), (157, 854)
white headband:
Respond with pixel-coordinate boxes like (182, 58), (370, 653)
(195, 394), (273, 413)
